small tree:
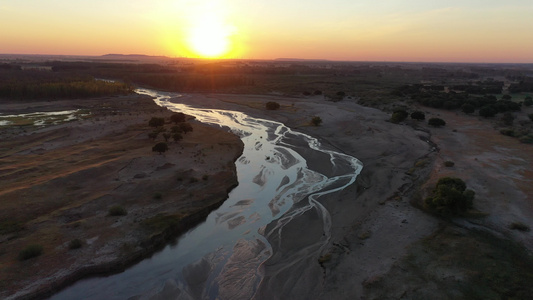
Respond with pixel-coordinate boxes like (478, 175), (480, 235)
(428, 117), (446, 127)
(179, 122), (193, 134)
(410, 111), (425, 120)
(171, 125), (182, 133)
(172, 132), (183, 142)
(313, 90), (322, 95)
(266, 101), (280, 110)
(152, 142), (168, 154)
(425, 177), (475, 216)
(529, 114), (533, 122)
(170, 112), (186, 124)
(391, 109), (408, 123)
(148, 117), (165, 127)
(311, 116), (322, 126)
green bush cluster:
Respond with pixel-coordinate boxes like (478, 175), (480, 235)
(425, 177), (475, 216)
(108, 205), (127, 216)
(266, 101), (280, 110)
(18, 244), (43, 261)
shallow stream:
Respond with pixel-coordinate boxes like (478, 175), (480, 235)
(51, 89), (362, 299)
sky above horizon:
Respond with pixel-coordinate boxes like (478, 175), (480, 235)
(1, 0), (532, 63)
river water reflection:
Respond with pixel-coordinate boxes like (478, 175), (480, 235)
(51, 89), (362, 299)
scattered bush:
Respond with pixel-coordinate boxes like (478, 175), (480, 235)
(313, 90), (322, 95)
(202, 174), (209, 181)
(410, 111), (425, 120)
(148, 132), (158, 140)
(172, 133), (183, 142)
(425, 177), (475, 216)
(428, 117), (446, 127)
(162, 133), (171, 142)
(68, 239), (83, 250)
(152, 142), (169, 154)
(179, 122), (193, 134)
(153, 192), (162, 200)
(18, 244), (43, 261)
(390, 109), (408, 123)
(311, 116), (322, 126)
(148, 117), (165, 127)
(265, 101), (280, 110)
(509, 222), (530, 232)
(170, 112), (186, 124)
(528, 114), (533, 122)
(108, 205), (127, 216)
(444, 161), (455, 167)
(500, 129), (515, 137)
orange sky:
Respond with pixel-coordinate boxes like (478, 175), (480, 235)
(1, 0), (532, 63)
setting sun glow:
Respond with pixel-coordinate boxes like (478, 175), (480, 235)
(186, 12), (235, 58)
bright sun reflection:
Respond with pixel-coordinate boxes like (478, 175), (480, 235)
(187, 11), (235, 58)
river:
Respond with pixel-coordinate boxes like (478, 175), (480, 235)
(51, 89), (363, 299)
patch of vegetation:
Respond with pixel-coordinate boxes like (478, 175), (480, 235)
(444, 161), (455, 167)
(170, 112), (186, 123)
(500, 128), (515, 137)
(509, 222), (530, 232)
(18, 244), (43, 261)
(424, 177), (475, 216)
(202, 174), (209, 181)
(152, 142), (169, 154)
(108, 205), (127, 216)
(390, 109), (408, 123)
(179, 122), (193, 134)
(68, 239), (83, 250)
(265, 101), (280, 110)
(428, 117), (446, 127)
(148, 117), (165, 128)
(153, 192), (162, 200)
(141, 214), (181, 232)
(311, 116), (322, 126)
(410, 110), (425, 120)
(318, 253), (332, 264)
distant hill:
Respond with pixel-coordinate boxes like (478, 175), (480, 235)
(100, 54), (171, 62)
(275, 58), (330, 62)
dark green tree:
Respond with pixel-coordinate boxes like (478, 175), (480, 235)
(410, 111), (425, 120)
(461, 103), (475, 114)
(266, 101), (280, 110)
(428, 117), (446, 127)
(311, 116), (322, 126)
(172, 133), (183, 142)
(179, 122), (193, 134)
(152, 142), (168, 154)
(479, 106), (497, 118)
(391, 109), (409, 123)
(170, 112), (186, 124)
(524, 96), (533, 107)
(148, 117), (165, 127)
(425, 177), (475, 216)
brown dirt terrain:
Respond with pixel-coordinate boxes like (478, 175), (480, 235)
(0, 95), (243, 299)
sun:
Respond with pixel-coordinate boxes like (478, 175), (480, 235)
(187, 12), (234, 58)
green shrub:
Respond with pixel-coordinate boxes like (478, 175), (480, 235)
(148, 117), (165, 127)
(108, 205), (127, 216)
(391, 109), (408, 123)
(528, 114), (533, 122)
(153, 192), (162, 200)
(410, 111), (425, 120)
(152, 142), (168, 154)
(428, 117), (446, 127)
(500, 129), (515, 137)
(311, 116), (322, 126)
(265, 101), (280, 110)
(68, 239), (83, 250)
(461, 103), (475, 114)
(170, 112), (186, 124)
(444, 161), (455, 167)
(425, 177), (475, 216)
(509, 222), (530, 232)
(18, 244), (43, 261)
(524, 97), (533, 107)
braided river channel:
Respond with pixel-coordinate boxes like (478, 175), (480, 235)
(51, 89), (363, 299)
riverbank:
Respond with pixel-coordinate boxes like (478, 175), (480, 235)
(0, 94), (244, 299)
(169, 92), (533, 299)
